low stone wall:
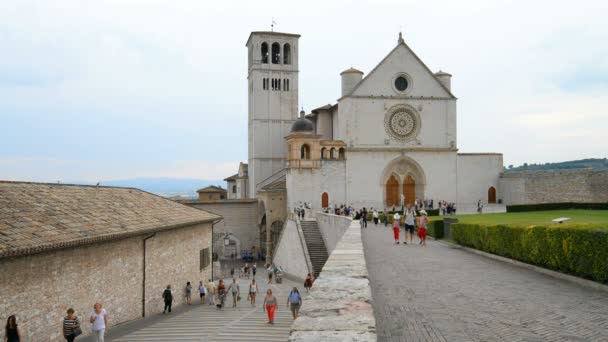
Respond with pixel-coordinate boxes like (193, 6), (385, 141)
(499, 169), (608, 204)
(316, 212), (352, 254)
(289, 220), (377, 341)
(273, 219), (311, 282)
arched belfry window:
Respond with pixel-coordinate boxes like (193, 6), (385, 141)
(300, 144), (311, 160)
(330, 148), (336, 159)
(271, 43), (281, 64)
(321, 147), (327, 159)
(261, 42), (268, 64)
(283, 43), (291, 64)
(338, 148), (345, 160)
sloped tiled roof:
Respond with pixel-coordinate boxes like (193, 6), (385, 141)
(224, 174), (238, 181)
(0, 181), (221, 259)
(196, 185), (227, 193)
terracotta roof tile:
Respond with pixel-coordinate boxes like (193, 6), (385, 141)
(0, 181), (221, 258)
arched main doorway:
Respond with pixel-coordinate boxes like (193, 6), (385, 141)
(385, 175), (399, 207)
(403, 175), (416, 206)
(321, 192), (329, 208)
(381, 156), (426, 208)
(488, 186), (496, 204)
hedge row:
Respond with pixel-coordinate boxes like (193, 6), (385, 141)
(452, 223), (608, 283)
(427, 220), (444, 239)
(506, 202), (608, 212)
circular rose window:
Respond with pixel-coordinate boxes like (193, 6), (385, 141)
(394, 76), (408, 91)
(384, 105), (420, 141)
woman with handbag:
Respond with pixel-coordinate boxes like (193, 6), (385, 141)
(62, 308), (81, 342)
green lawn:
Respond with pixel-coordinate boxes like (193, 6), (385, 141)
(434, 210), (608, 227)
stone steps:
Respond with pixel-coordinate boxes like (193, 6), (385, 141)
(111, 278), (297, 342)
(300, 220), (328, 277)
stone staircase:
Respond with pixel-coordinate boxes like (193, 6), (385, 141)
(300, 219), (328, 278)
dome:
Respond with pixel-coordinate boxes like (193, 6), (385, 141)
(291, 116), (314, 132)
(340, 67), (364, 75)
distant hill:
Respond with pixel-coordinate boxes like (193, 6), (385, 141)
(79, 178), (224, 198)
(504, 158), (608, 172)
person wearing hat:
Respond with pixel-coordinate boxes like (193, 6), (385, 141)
(418, 210), (428, 246)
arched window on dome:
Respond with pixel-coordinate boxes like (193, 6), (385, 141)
(271, 43), (281, 64)
(301, 144), (311, 160)
(330, 148), (336, 160)
(283, 43), (291, 64)
(338, 148), (345, 160)
(320, 147), (327, 160)
(261, 42), (269, 64)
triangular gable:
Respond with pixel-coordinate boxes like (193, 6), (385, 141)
(346, 41), (456, 99)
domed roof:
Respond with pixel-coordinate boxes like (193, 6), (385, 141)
(340, 67), (364, 75)
(291, 115), (314, 132)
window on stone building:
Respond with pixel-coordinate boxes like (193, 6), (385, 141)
(283, 43), (291, 64)
(321, 147), (327, 159)
(200, 247), (210, 270)
(232, 185), (236, 193)
(330, 148), (336, 159)
(261, 42), (269, 64)
(286, 79), (290, 91)
(339, 148), (346, 160)
(301, 144), (311, 160)
(271, 42), (281, 64)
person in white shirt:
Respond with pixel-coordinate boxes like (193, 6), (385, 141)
(404, 204), (417, 244)
(89, 303), (108, 342)
(392, 212), (401, 244)
(372, 209), (379, 225)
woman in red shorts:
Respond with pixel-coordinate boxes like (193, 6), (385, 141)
(392, 212), (401, 244)
(418, 210), (428, 246)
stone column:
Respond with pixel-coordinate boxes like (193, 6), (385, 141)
(265, 213), (272, 265)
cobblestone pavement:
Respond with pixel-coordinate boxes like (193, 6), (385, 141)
(106, 276), (299, 342)
(362, 224), (608, 342)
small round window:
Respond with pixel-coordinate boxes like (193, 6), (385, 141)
(394, 76), (408, 92)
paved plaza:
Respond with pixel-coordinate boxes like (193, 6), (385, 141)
(362, 224), (608, 342)
(100, 276), (300, 342)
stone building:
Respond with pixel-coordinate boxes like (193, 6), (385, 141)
(223, 30), (504, 262)
(196, 185), (227, 202)
(0, 181), (220, 342)
(224, 162), (249, 200)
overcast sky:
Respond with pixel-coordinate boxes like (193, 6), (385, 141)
(1, 0), (607, 182)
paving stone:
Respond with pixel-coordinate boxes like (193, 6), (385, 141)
(362, 225), (608, 342)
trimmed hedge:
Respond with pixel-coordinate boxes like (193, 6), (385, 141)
(427, 220), (444, 239)
(452, 223), (608, 283)
(507, 202), (608, 212)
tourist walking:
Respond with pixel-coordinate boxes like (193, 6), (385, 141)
(89, 303), (108, 342)
(217, 279), (226, 309)
(4, 315), (22, 342)
(287, 287), (303, 320)
(252, 263), (257, 278)
(361, 207), (368, 228)
(162, 285), (173, 314)
(392, 212), (401, 244)
(206, 279), (216, 306)
(404, 204), (417, 245)
(249, 279), (259, 306)
(263, 289), (278, 324)
(227, 277), (240, 308)
(62, 308), (81, 342)
(199, 281), (207, 304)
(383, 208), (388, 227)
(185, 281), (193, 305)
(418, 210), (428, 246)
(304, 273), (314, 292)
(267, 264), (273, 284)
(372, 209), (379, 225)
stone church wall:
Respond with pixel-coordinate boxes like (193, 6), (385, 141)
(186, 200), (259, 259)
(286, 160), (347, 212)
(272, 219), (310, 281)
(0, 223), (212, 342)
(457, 153), (503, 205)
(499, 169), (608, 205)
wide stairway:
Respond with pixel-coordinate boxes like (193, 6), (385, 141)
(300, 219), (329, 278)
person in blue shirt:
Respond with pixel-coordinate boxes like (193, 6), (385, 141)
(286, 287), (303, 320)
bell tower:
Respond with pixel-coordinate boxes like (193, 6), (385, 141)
(246, 31), (300, 196)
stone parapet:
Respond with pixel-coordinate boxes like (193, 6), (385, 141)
(289, 220), (377, 341)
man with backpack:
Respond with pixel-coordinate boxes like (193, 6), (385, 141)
(162, 285), (174, 314)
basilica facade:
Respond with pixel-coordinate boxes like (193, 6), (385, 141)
(227, 30), (503, 257)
